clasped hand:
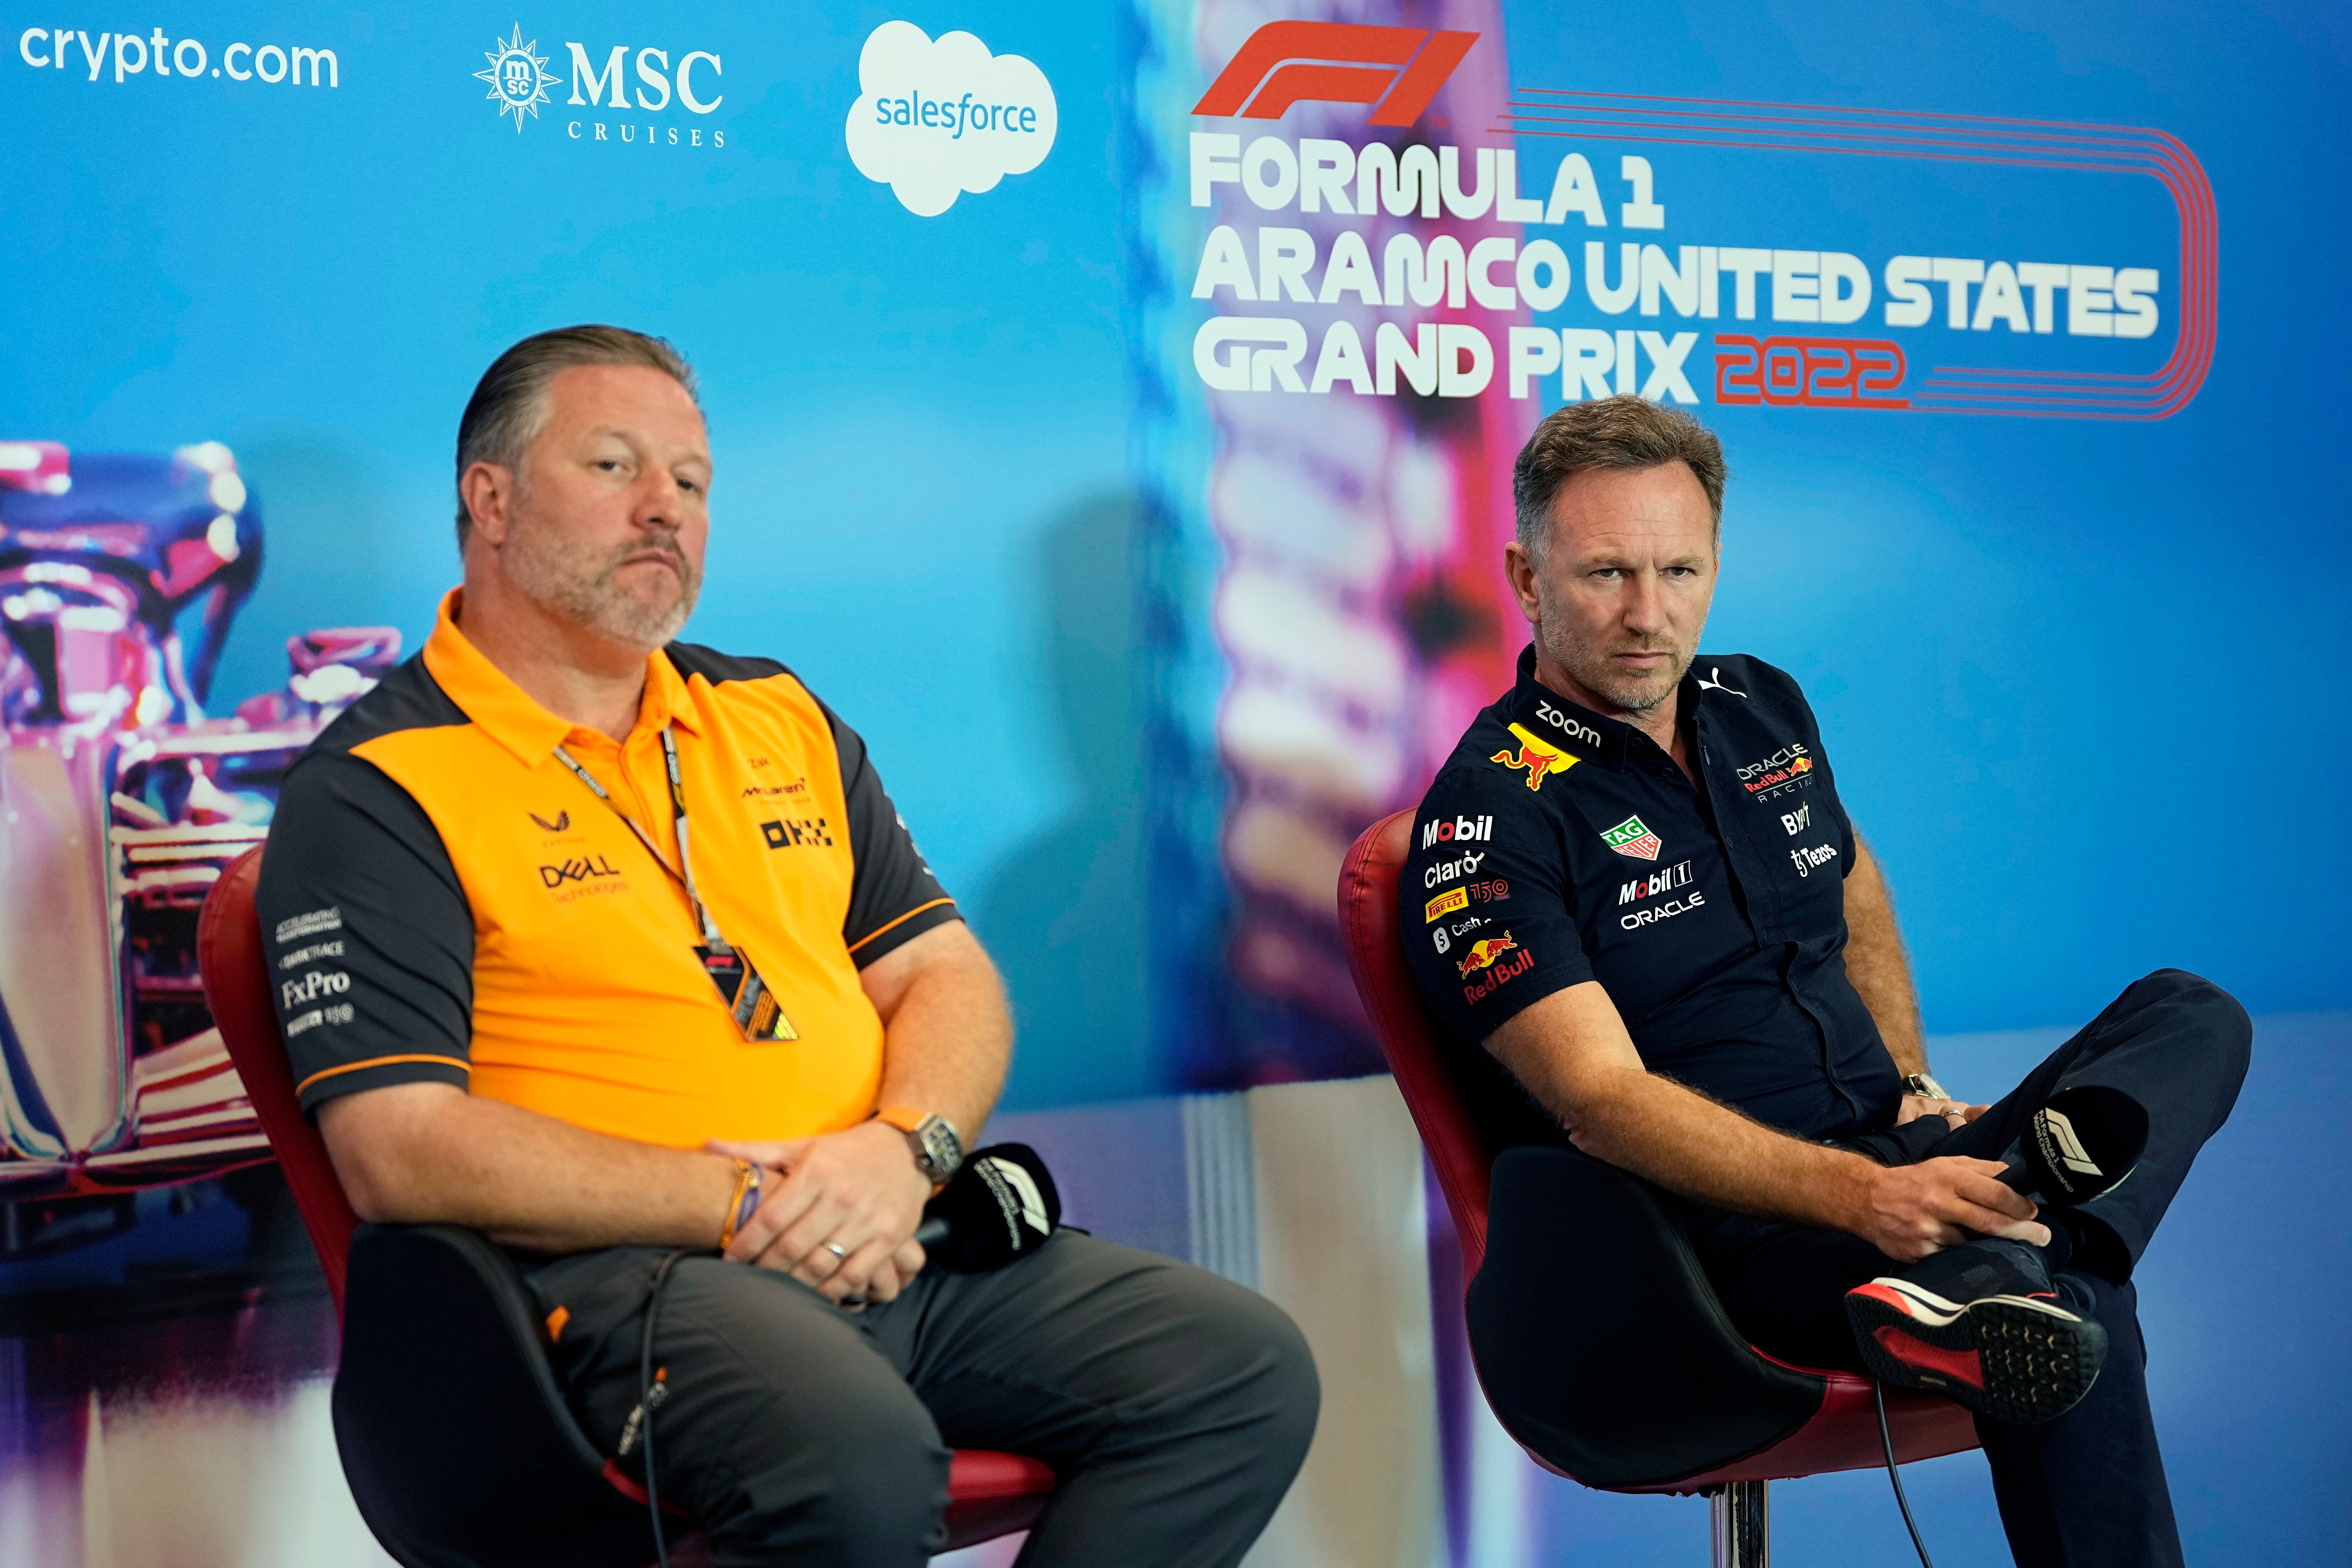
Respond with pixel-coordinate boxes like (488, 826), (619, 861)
(704, 1121), (931, 1307)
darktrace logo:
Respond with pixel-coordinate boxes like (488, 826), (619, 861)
(760, 817), (834, 849)
(1192, 21), (1476, 127)
(529, 809), (572, 834)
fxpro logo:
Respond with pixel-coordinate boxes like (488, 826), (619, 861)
(1192, 21), (1476, 129)
(846, 22), (1056, 216)
(476, 25), (729, 149)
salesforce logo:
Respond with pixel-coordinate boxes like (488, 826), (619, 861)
(845, 22), (1056, 216)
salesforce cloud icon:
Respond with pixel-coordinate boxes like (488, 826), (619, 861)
(846, 22), (1058, 217)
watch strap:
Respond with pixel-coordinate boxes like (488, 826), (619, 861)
(1902, 1073), (1949, 1100)
(874, 1104), (926, 1134)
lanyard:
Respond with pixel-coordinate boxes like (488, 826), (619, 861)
(553, 726), (731, 954)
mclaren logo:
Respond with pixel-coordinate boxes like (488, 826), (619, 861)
(1191, 21), (1475, 127)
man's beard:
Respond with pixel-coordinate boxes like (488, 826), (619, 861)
(501, 504), (700, 652)
(1537, 615), (1693, 715)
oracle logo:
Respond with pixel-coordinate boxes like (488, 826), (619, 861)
(1192, 21), (1475, 128)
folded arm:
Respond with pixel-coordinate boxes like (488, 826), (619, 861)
(1484, 980), (2043, 1261)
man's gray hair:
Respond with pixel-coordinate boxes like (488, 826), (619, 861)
(1512, 395), (1728, 560)
(453, 324), (699, 549)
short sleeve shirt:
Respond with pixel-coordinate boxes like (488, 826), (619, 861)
(253, 590), (960, 1148)
(1398, 646), (1901, 1151)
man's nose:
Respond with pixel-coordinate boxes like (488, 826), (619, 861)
(1622, 573), (1666, 631)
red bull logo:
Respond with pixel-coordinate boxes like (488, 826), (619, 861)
(1490, 722), (1579, 792)
(1454, 931), (1519, 977)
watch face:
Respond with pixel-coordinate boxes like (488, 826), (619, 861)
(918, 1118), (962, 1177)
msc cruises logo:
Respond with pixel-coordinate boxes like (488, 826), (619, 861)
(477, 26), (557, 131)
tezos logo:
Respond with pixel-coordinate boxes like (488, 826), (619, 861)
(477, 26), (558, 131)
(1192, 21), (1475, 127)
(845, 22), (1056, 216)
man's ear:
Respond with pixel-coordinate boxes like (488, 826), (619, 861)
(1502, 540), (1544, 625)
(459, 461), (516, 548)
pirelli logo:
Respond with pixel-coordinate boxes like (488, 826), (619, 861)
(1191, 21), (1476, 127)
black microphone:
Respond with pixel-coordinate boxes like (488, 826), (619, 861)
(1998, 1084), (2147, 1206)
(912, 1143), (1061, 1271)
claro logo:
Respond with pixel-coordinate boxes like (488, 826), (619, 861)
(1192, 21), (1475, 128)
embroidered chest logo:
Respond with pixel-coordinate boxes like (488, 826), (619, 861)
(529, 810), (572, 834)
(1490, 722), (1580, 791)
(1600, 815), (1664, 861)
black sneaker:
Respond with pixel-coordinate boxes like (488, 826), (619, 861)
(1845, 1238), (2107, 1424)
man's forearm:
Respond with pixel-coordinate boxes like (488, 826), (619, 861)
(319, 1084), (739, 1253)
(1564, 1068), (1877, 1231)
(865, 925), (1012, 1141)
(1844, 836), (1928, 1076)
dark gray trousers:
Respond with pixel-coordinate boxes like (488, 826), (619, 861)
(520, 1230), (1318, 1567)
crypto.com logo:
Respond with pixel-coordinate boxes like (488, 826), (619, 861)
(1192, 21), (1476, 127)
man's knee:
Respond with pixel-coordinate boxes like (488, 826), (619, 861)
(2135, 968), (2253, 1076)
(713, 1379), (950, 1564)
(1149, 1263), (1322, 1472)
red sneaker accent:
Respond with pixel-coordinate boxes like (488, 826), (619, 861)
(1849, 1282), (1910, 1310)
(1872, 1327), (1986, 1389)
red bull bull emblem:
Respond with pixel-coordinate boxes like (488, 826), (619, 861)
(1490, 722), (1579, 792)
(1455, 931), (1519, 977)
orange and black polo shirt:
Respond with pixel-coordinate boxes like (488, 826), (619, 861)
(253, 590), (959, 1148)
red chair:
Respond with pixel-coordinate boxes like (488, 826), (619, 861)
(1339, 811), (1977, 1566)
(198, 845), (1053, 1566)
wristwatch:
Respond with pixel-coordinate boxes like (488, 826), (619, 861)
(1902, 1073), (1950, 1101)
(874, 1105), (963, 1186)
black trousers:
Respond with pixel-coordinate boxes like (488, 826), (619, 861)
(518, 1230), (1318, 1567)
(1686, 969), (2252, 1568)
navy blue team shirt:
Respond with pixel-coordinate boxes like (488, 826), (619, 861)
(1399, 645), (1903, 1152)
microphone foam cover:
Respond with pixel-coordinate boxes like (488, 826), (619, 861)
(2021, 1084), (2148, 1206)
(920, 1143), (1061, 1272)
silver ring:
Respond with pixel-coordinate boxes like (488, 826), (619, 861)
(823, 1242), (849, 1260)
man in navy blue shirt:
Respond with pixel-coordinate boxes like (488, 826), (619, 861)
(1400, 396), (2248, 1568)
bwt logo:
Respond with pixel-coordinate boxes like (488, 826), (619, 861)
(1192, 21), (1477, 127)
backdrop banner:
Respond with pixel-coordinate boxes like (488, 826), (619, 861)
(1, 1), (2342, 1563)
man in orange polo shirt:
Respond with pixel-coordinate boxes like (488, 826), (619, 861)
(256, 325), (1316, 1566)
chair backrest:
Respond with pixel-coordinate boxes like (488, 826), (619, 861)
(1337, 809), (1500, 1285)
(197, 843), (361, 1312)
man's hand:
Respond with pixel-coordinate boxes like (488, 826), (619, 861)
(1893, 1094), (1989, 1128)
(707, 1122), (930, 1306)
(1848, 1155), (2048, 1262)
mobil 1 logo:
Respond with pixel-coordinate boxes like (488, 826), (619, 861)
(1420, 812), (1493, 851)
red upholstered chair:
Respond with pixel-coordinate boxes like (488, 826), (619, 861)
(1339, 811), (1977, 1566)
(198, 845), (1053, 1567)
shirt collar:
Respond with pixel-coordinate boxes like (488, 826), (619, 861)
(1505, 644), (1634, 770)
(420, 588), (699, 767)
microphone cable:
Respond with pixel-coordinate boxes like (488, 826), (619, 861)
(1874, 1378), (1937, 1568)
(638, 1248), (695, 1568)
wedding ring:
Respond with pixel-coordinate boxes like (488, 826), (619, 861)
(823, 1242), (850, 1260)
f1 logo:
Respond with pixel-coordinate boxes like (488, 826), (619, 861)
(1192, 21), (1477, 127)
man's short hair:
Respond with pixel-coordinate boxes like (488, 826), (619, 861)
(453, 324), (699, 549)
(1512, 395), (1728, 559)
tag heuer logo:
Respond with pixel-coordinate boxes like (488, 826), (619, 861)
(1601, 815), (1663, 861)
(477, 26), (558, 132)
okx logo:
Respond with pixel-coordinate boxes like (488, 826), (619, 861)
(1192, 21), (1475, 127)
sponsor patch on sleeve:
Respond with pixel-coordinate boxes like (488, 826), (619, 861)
(1424, 887), (1469, 923)
(273, 906), (343, 944)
